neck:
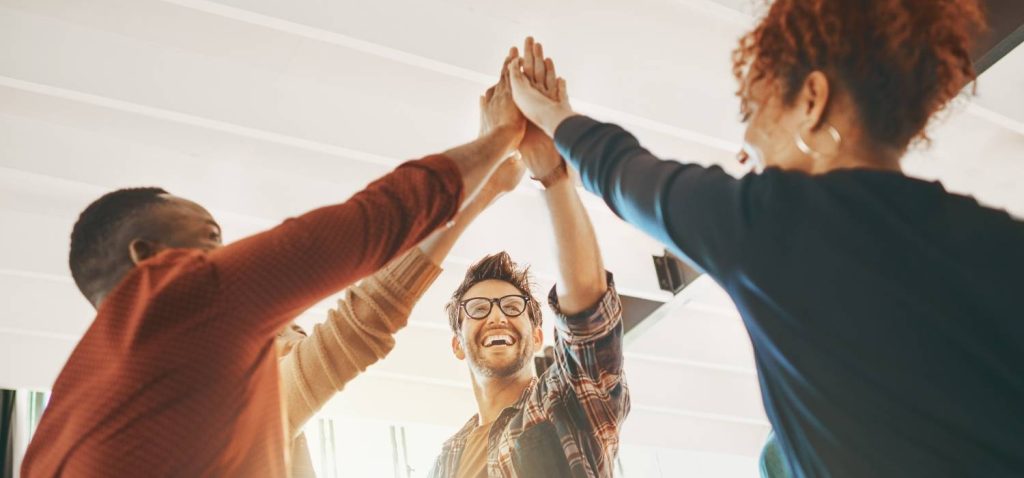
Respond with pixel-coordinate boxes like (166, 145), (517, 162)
(812, 128), (903, 175)
(470, 368), (534, 425)
(812, 151), (902, 175)
(89, 264), (134, 309)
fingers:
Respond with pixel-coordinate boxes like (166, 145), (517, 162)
(544, 58), (557, 97)
(498, 63), (515, 96)
(557, 78), (569, 103)
(501, 46), (517, 81)
(506, 59), (527, 95)
(532, 41), (546, 88)
(495, 72), (508, 95)
(486, 47), (518, 100)
(522, 37), (535, 84)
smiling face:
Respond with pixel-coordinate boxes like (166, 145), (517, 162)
(451, 279), (543, 378)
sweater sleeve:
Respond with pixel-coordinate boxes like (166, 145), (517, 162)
(278, 248), (443, 436)
(554, 115), (755, 278)
(208, 155), (461, 339)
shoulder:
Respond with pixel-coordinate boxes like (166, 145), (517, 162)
(110, 248), (219, 309)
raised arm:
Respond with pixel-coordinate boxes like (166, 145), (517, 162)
(515, 37), (607, 313)
(514, 40), (627, 457)
(279, 158), (526, 436)
(445, 48), (527, 207)
(554, 117), (753, 277)
(208, 55), (526, 339)
(418, 157), (526, 265)
(508, 37), (750, 278)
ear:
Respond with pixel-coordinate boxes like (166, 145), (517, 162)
(128, 239), (164, 265)
(532, 325), (544, 349)
(451, 334), (466, 361)
(799, 70), (831, 130)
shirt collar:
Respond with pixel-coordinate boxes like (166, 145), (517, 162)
(444, 377), (539, 446)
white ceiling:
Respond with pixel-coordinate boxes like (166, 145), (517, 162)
(0, 0), (1020, 465)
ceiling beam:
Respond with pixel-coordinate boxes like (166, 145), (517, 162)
(973, 0), (1024, 74)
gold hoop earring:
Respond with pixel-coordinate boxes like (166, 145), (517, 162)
(794, 124), (842, 160)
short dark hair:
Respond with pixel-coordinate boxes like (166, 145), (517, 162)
(69, 187), (169, 301)
(445, 251), (543, 334)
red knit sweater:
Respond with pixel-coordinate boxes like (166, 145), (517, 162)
(22, 155), (462, 477)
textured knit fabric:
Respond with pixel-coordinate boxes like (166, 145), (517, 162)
(277, 248), (442, 478)
(430, 273), (629, 478)
(555, 114), (1024, 477)
(21, 155), (462, 478)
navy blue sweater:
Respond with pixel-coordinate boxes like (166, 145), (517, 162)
(554, 115), (1024, 477)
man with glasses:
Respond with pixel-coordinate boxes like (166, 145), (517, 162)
(429, 42), (629, 478)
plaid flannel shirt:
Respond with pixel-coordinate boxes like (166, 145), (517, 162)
(429, 272), (629, 478)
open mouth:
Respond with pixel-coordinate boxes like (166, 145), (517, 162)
(481, 333), (517, 348)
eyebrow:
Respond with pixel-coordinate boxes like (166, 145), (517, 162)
(206, 220), (222, 234)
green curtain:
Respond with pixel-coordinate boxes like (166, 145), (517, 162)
(1, 390), (15, 478)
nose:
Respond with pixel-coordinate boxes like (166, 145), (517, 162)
(484, 304), (510, 325)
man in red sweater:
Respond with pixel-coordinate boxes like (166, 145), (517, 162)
(21, 56), (526, 477)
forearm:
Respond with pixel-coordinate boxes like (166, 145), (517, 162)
(547, 280), (629, 442)
(212, 155), (461, 336)
(553, 115), (689, 250)
(443, 126), (519, 207)
(279, 249), (441, 435)
(554, 115), (750, 277)
(542, 177), (607, 315)
(534, 104), (576, 138)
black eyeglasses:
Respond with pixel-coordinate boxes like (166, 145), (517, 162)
(460, 295), (530, 320)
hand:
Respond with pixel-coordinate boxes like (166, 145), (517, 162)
(515, 37), (563, 176)
(519, 123), (561, 178)
(481, 156), (527, 195)
(507, 37), (575, 137)
(479, 48), (527, 144)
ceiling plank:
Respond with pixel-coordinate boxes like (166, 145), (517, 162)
(973, 0), (1024, 74)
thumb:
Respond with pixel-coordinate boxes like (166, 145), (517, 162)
(507, 60), (531, 94)
(507, 60), (524, 88)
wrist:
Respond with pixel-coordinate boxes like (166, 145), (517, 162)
(538, 106), (575, 137)
(519, 142), (559, 168)
(532, 157), (569, 189)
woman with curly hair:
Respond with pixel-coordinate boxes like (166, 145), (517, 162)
(505, 0), (1024, 475)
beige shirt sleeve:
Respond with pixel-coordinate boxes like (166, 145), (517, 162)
(278, 248), (442, 437)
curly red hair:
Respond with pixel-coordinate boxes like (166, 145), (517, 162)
(733, 0), (985, 150)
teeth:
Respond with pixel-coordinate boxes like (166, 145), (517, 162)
(483, 334), (515, 347)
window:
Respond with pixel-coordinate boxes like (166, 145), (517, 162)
(302, 415), (457, 477)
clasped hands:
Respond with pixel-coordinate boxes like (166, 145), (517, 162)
(479, 37), (577, 193)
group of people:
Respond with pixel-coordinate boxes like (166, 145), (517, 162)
(18, 0), (1024, 476)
